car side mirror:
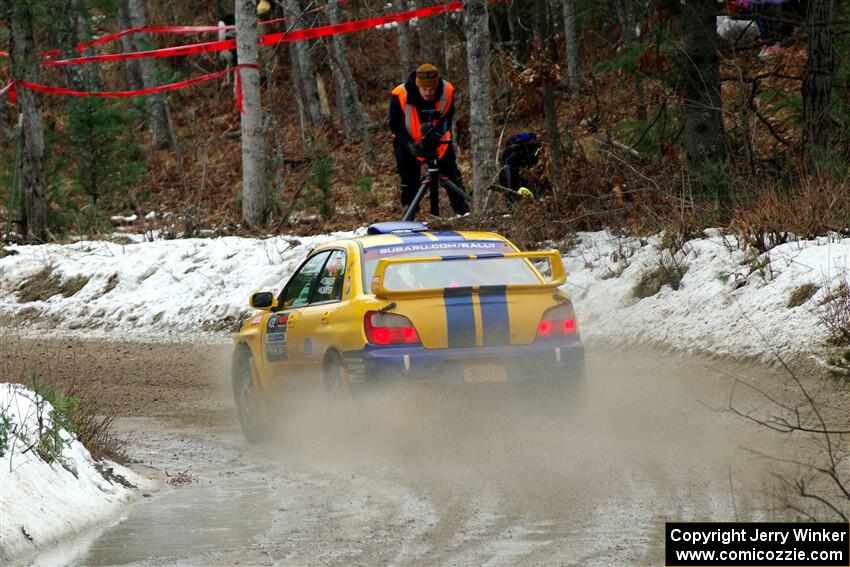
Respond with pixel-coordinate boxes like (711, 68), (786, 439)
(249, 291), (276, 310)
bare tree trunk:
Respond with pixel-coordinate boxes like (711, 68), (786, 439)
(562, 0), (581, 91)
(803, 0), (835, 171)
(612, 0), (634, 40)
(9, 1), (47, 241)
(56, 0), (86, 91)
(614, 0), (646, 119)
(534, 0), (563, 187)
(284, 0), (325, 127)
(327, 0), (373, 162)
(0, 96), (8, 149)
(118, 4), (143, 91)
(288, 44), (309, 148)
(394, 0), (413, 81)
(682, 0), (726, 188)
(236, 0), (268, 227)
(464, 0), (495, 210)
(506, 0), (532, 65)
(127, 0), (172, 149)
(415, 0), (440, 65)
(73, 2), (102, 89)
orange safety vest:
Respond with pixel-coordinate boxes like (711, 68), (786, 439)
(391, 80), (454, 162)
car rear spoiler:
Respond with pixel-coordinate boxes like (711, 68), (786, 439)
(371, 250), (566, 299)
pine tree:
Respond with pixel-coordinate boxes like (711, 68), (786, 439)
(66, 99), (146, 229)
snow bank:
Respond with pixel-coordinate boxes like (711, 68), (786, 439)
(0, 231), (358, 337)
(0, 383), (151, 563)
(563, 230), (850, 362)
(0, 227), (846, 362)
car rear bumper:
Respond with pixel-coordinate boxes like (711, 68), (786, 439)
(343, 337), (585, 384)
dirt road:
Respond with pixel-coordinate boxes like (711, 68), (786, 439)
(8, 336), (818, 566)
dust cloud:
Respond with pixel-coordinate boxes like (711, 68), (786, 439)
(257, 348), (783, 522)
(10, 336), (816, 564)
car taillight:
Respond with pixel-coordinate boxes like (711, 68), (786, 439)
(536, 303), (577, 338)
(365, 311), (421, 345)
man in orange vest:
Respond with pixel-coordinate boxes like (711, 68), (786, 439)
(389, 64), (469, 217)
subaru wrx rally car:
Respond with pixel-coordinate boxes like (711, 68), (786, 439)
(232, 222), (584, 441)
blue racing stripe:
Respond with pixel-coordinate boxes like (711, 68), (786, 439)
(433, 231), (466, 240)
(479, 285), (510, 346)
(395, 232), (434, 243)
(444, 287), (476, 348)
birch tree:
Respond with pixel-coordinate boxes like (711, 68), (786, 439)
(802, 0), (835, 171)
(8, 0), (47, 241)
(127, 0), (171, 149)
(284, 0), (325, 127)
(236, 0), (268, 227)
(681, 0), (726, 187)
(394, 0), (413, 81)
(464, 0), (494, 209)
(288, 45), (309, 146)
(562, 0), (581, 91)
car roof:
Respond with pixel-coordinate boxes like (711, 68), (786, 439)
(313, 230), (515, 251)
(360, 230), (512, 247)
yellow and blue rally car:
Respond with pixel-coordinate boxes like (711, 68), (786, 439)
(232, 222), (584, 441)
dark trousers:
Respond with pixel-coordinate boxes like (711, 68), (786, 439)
(393, 141), (469, 216)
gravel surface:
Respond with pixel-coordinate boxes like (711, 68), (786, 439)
(6, 336), (831, 566)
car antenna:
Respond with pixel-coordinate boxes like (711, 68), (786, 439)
(379, 302), (397, 313)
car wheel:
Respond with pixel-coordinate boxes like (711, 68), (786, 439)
(323, 351), (351, 400)
(233, 352), (270, 443)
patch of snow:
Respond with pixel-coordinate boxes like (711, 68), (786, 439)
(0, 383), (153, 564)
(0, 232), (355, 337)
(0, 227), (846, 362)
(563, 230), (850, 362)
(717, 15), (758, 39)
(110, 214), (138, 223)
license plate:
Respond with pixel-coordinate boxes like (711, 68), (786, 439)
(463, 363), (507, 383)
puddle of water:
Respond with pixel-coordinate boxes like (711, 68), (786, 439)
(55, 480), (273, 566)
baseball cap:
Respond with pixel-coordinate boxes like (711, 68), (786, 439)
(415, 64), (439, 89)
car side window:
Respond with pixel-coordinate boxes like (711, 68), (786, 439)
(311, 250), (346, 304)
(279, 251), (331, 308)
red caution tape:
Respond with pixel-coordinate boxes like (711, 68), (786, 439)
(0, 2), (341, 60)
(76, 2), (336, 53)
(41, 1), (463, 66)
(261, 2), (463, 47)
(9, 65), (258, 111)
(43, 38), (236, 65)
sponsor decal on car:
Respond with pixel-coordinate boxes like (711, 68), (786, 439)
(265, 313), (289, 361)
(363, 240), (513, 260)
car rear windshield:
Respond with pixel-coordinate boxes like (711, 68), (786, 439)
(362, 240), (541, 292)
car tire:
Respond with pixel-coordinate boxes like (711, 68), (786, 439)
(323, 351), (352, 400)
(233, 351), (270, 443)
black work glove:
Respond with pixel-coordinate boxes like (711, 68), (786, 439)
(407, 141), (424, 158)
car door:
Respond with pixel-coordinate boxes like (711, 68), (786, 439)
(290, 249), (348, 380)
(268, 250), (331, 391)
